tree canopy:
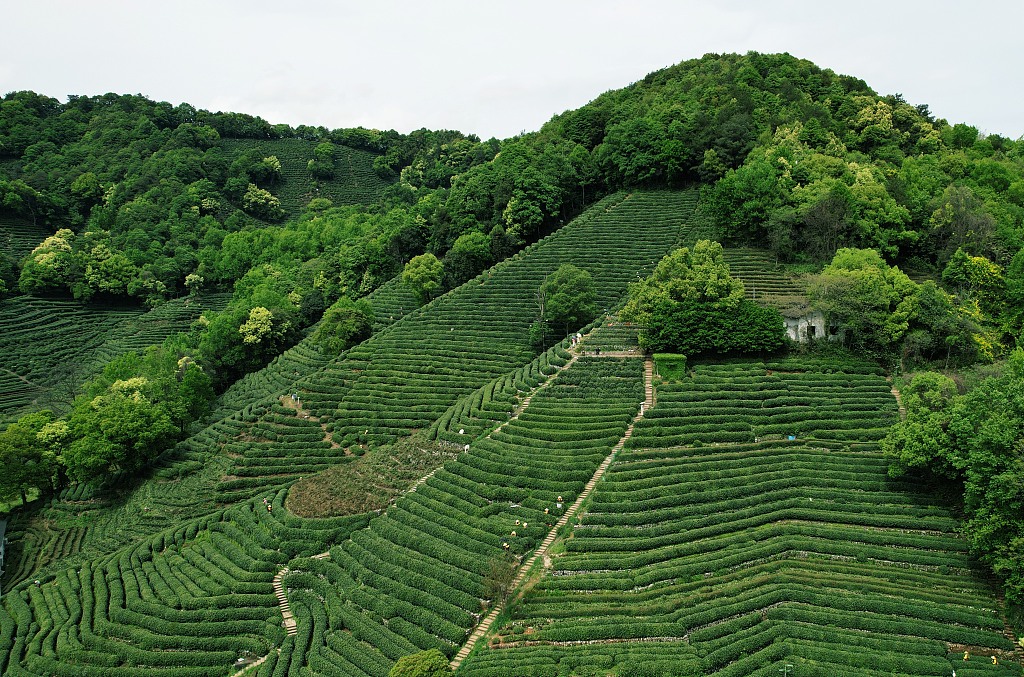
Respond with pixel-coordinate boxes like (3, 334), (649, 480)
(537, 263), (597, 339)
(807, 248), (918, 358)
(312, 297), (374, 355)
(622, 241), (785, 355)
(884, 352), (1024, 603)
(388, 649), (452, 677)
(402, 252), (443, 305)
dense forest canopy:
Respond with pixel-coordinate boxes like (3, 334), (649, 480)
(4, 53), (1023, 309)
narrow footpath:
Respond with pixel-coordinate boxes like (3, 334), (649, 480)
(450, 353), (655, 670)
(267, 347), (583, 648)
(262, 339), (650, 674)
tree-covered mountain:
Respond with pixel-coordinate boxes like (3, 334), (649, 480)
(5, 52), (1022, 327)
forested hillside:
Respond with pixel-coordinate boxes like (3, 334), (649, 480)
(1, 51), (1023, 675)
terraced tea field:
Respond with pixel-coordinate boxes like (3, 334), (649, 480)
(721, 248), (805, 302)
(0, 216), (49, 262)
(0, 489), (370, 676)
(219, 139), (392, 216)
(0, 354), (644, 676)
(4, 188), (1018, 676)
(0, 294), (228, 423)
(214, 190), (698, 501)
(0, 190), (702, 676)
(282, 356), (644, 673)
(460, 358), (1020, 676)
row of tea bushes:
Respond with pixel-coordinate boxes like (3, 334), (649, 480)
(630, 359), (898, 447)
(0, 489), (368, 675)
(279, 357), (644, 674)
(461, 359), (1019, 676)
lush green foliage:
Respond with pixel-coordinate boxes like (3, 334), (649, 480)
(623, 241), (746, 327)
(312, 297), (374, 355)
(807, 248), (918, 355)
(389, 648), (453, 676)
(7, 344), (216, 485)
(884, 351), (1024, 603)
(0, 411), (60, 505)
(0, 293), (227, 423)
(3, 51), (1024, 676)
(622, 240), (785, 355)
(645, 297), (786, 355)
(698, 84), (1024, 271)
(536, 262), (597, 340)
(402, 252), (443, 305)
(805, 247), (997, 367)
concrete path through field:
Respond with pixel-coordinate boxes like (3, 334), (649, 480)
(450, 351), (654, 669)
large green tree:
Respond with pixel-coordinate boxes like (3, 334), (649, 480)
(63, 378), (178, 483)
(0, 411), (61, 504)
(621, 240), (784, 355)
(537, 263), (597, 338)
(313, 297), (373, 355)
(402, 252), (443, 305)
(884, 352), (1024, 603)
(640, 297), (786, 356)
(807, 247), (918, 359)
(389, 649), (452, 677)
(442, 230), (492, 288)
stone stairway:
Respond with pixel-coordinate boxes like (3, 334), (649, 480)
(450, 353), (654, 670)
(272, 567), (297, 636)
(644, 356), (655, 410)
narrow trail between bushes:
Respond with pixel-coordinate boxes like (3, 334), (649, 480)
(886, 376), (907, 421)
(1, 366), (39, 388)
(278, 394), (343, 449)
(264, 335), (653, 672)
(449, 351), (655, 670)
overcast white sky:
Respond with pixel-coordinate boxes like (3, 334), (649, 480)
(4, 1), (1022, 140)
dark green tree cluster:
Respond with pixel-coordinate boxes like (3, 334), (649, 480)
(621, 240), (786, 355)
(883, 353), (1024, 603)
(700, 86), (1024, 275)
(307, 142), (335, 180)
(312, 297), (373, 355)
(0, 92), (503, 310)
(388, 649), (452, 677)
(7, 53), (1024, 323)
(0, 410), (61, 505)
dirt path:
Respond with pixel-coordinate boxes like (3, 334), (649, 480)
(449, 353), (654, 670)
(886, 376), (907, 421)
(265, 338), (650, 671)
(279, 395), (342, 449)
(0, 366), (40, 388)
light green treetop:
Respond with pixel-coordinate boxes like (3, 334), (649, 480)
(621, 240), (744, 327)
